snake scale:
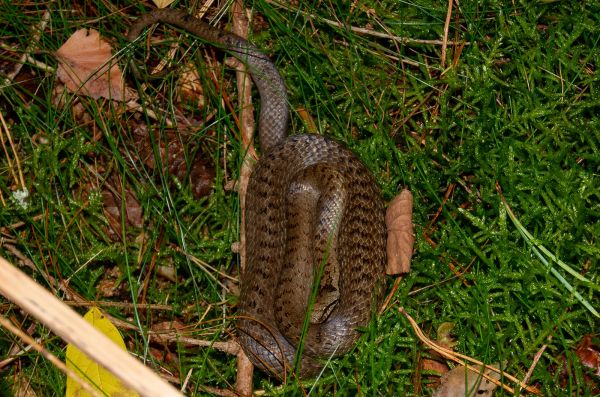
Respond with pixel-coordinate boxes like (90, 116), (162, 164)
(129, 9), (386, 379)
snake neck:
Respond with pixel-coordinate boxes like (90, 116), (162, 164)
(128, 8), (290, 151)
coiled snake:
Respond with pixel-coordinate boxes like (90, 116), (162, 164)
(129, 9), (386, 379)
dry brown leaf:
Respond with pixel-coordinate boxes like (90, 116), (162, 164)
(421, 357), (450, 388)
(385, 188), (414, 274)
(102, 174), (143, 241)
(11, 373), (38, 397)
(156, 265), (178, 282)
(177, 62), (205, 108)
(576, 335), (600, 376)
(96, 266), (125, 298)
(152, 0), (176, 8)
(433, 364), (501, 397)
(151, 320), (186, 333)
(419, 323), (457, 388)
(554, 335), (600, 394)
(56, 29), (136, 101)
(149, 346), (179, 367)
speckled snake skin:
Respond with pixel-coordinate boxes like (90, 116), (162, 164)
(129, 9), (386, 379)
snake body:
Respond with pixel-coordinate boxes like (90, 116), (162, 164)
(129, 9), (386, 379)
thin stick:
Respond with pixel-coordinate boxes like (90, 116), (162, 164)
(1, 10), (50, 88)
(399, 307), (541, 395)
(523, 342), (548, 385)
(0, 111), (24, 189)
(0, 342), (33, 369)
(0, 316), (103, 397)
(266, 0), (469, 46)
(441, 0), (453, 68)
(378, 276), (403, 315)
(232, 1), (256, 394)
(64, 300), (173, 311)
(0, 256), (184, 397)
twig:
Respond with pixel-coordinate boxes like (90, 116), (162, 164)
(64, 300), (174, 311)
(200, 385), (240, 396)
(232, 1), (256, 394)
(1, 214), (45, 232)
(265, 0), (469, 46)
(2, 243), (37, 271)
(399, 307), (541, 395)
(149, 333), (241, 356)
(235, 351), (254, 397)
(523, 343), (548, 385)
(378, 276), (403, 315)
(441, 0), (453, 68)
(0, 340), (34, 369)
(0, 110), (25, 190)
(126, 100), (174, 127)
(1, 10), (50, 89)
(0, 256), (185, 397)
(0, 316), (104, 397)
(57, 291), (240, 356)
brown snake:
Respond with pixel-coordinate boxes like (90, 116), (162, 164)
(129, 9), (386, 379)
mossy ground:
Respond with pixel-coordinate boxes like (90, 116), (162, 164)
(0, 0), (598, 395)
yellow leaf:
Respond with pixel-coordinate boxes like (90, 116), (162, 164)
(65, 307), (140, 397)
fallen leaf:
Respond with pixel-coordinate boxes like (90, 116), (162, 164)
(156, 265), (177, 282)
(576, 335), (600, 376)
(554, 334), (600, 393)
(56, 29), (136, 101)
(149, 346), (179, 367)
(385, 189), (414, 274)
(151, 320), (186, 333)
(96, 266), (125, 298)
(11, 372), (37, 397)
(152, 0), (176, 8)
(421, 357), (450, 387)
(436, 322), (458, 350)
(102, 174), (143, 241)
(177, 62), (205, 108)
(420, 323), (456, 388)
(433, 364), (501, 397)
(65, 307), (140, 397)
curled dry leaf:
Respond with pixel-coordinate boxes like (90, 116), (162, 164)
(420, 323), (457, 388)
(433, 364), (501, 397)
(56, 29), (136, 101)
(437, 322), (458, 350)
(385, 189), (415, 274)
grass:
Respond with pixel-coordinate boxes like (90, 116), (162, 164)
(1, 0), (599, 395)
